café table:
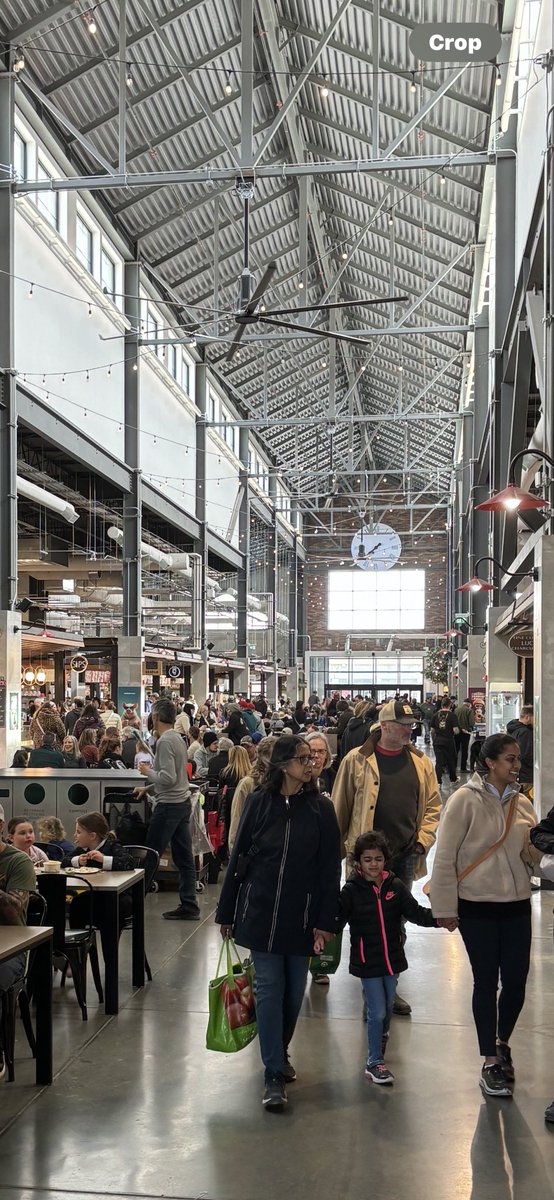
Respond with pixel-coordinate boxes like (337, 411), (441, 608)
(37, 868), (145, 1016)
(0, 925), (53, 1084)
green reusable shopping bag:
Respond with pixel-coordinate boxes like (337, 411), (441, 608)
(309, 930), (343, 976)
(206, 938), (257, 1053)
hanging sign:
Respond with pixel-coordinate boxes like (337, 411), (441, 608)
(508, 627), (534, 658)
(167, 664), (183, 680)
(70, 654), (88, 674)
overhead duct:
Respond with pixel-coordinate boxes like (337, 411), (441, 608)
(107, 526), (190, 574)
(17, 476), (79, 525)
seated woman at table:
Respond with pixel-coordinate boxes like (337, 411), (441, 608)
(61, 812), (135, 871)
(96, 734), (126, 770)
(61, 735), (87, 769)
(7, 817), (48, 864)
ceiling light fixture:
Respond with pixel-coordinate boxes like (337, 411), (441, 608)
(496, 66), (501, 86)
(224, 72), (233, 95)
(14, 47), (25, 72)
(320, 77), (329, 98)
(87, 9), (97, 34)
(126, 64), (133, 87)
(410, 71), (417, 93)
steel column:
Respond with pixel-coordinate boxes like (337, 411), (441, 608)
(0, 64), (17, 612)
(240, 0), (254, 166)
(237, 426), (249, 660)
(118, 0), (127, 175)
(123, 261), (141, 637)
(195, 364), (208, 649)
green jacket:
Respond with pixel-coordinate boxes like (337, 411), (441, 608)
(454, 704), (475, 733)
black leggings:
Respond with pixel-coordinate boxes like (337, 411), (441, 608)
(458, 902), (532, 1057)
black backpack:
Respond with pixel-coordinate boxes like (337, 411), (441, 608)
(108, 798), (149, 845)
(437, 710), (448, 733)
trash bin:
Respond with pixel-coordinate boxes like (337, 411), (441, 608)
(13, 774), (58, 823)
(56, 775), (101, 830)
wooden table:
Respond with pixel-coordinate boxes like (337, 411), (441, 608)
(37, 868), (145, 1016)
(0, 925), (53, 1084)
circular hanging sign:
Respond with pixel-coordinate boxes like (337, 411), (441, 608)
(167, 664), (183, 679)
(70, 654), (88, 674)
(507, 627), (534, 658)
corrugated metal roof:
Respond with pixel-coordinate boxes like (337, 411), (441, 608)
(1, 0), (498, 503)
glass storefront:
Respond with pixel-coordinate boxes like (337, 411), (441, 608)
(308, 654), (424, 701)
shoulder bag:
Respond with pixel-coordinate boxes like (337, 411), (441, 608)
(423, 793), (518, 894)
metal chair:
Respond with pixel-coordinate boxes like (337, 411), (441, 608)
(1, 892), (46, 1082)
(37, 873), (103, 1020)
(35, 841), (64, 862)
(123, 846), (160, 981)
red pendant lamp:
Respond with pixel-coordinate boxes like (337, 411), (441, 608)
(475, 484), (548, 512)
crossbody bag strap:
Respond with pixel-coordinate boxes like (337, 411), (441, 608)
(456, 794), (518, 884)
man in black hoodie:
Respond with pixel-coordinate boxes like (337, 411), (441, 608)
(506, 706), (534, 789)
(340, 700), (379, 759)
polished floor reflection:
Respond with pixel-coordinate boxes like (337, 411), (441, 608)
(1, 871), (554, 1200)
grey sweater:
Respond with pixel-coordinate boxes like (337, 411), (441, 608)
(144, 729), (191, 805)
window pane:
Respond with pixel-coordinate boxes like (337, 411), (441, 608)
(76, 215), (93, 273)
(36, 161), (59, 230)
(328, 568), (425, 631)
(14, 132), (26, 181)
(101, 249), (116, 301)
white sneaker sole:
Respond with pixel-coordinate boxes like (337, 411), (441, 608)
(365, 1072), (394, 1086)
(479, 1077), (512, 1098)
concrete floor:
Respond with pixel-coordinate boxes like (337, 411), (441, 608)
(2, 783), (554, 1200)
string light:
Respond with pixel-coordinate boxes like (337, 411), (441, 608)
(320, 77), (329, 98)
(87, 10), (97, 34)
(224, 73), (233, 95)
(28, 283), (33, 298)
(496, 66), (501, 86)
(126, 64), (133, 88)
(410, 71), (417, 93)
(88, 303), (92, 317)
(13, 47), (25, 73)
(297, 280), (304, 290)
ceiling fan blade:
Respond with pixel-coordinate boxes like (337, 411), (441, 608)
(225, 320), (248, 363)
(244, 261), (278, 313)
(266, 295), (408, 317)
(257, 315), (374, 347)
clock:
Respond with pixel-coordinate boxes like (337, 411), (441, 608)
(350, 522), (402, 571)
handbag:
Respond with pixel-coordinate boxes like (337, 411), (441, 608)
(423, 793), (518, 895)
(206, 938), (257, 1053)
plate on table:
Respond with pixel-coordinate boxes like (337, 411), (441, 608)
(65, 866), (102, 875)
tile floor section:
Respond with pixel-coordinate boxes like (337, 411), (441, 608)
(1, 780), (554, 1200)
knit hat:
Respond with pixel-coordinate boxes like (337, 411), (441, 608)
(251, 731), (263, 744)
(378, 700), (415, 725)
(203, 730), (218, 748)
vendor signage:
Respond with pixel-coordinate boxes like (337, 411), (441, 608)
(70, 654), (88, 674)
(508, 627), (534, 658)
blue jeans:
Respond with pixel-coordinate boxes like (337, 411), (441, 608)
(147, 800), (199, 913)
(361, 975), (398, 1066)
(251, 952), (308, 1081)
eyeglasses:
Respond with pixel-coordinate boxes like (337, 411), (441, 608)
(293, 755), (312, 765)
(309, 749), (326, 757)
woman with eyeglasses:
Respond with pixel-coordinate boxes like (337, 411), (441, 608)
(304, 731), (336, 799)
(216, 734), (340, 1113)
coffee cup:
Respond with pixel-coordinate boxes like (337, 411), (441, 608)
(43, 859), (61, 873)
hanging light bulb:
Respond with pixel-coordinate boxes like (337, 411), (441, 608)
(126, 64), (133, 88)
(35, 668), (46, 684)
(28, 282), (34, 298)
(224, 72), (233, 95)
(14, 47), (25, 73)
(495, 66), (501, 86)
(24, 668), (35, 685)
(320, 77), (329, 98)
(87, 9), (97, 34)
(410, 71), (417, 93)
(297, 280), (304, 290)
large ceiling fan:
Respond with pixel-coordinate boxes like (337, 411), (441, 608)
(225, 179), (407, 363)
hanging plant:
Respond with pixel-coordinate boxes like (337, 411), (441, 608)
(425, 647), (449, 685)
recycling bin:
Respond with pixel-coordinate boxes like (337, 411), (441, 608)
(56, 773), (102, 830)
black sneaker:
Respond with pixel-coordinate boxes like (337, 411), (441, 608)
(479, 1064), (512, 1097)
(365, 1062), (395, 1085)
(392, 994), (412, 1016)
(496, 1041), (515, 1083)
(282, 1058), (297, 1083)
(545, 1099), (554, 1124)
(0, 1050), (5, 1082)
(263, 1075), (287, 1111)
(162, 906), (200, 921)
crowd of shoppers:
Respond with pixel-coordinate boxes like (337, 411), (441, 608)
(4, 686), (553, 1126)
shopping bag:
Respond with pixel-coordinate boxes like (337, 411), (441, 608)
(206, 938), (257, 1053)
(309, 930), (343, 976)
(207, 809), (225, 852)
(191, 794), (213, 857)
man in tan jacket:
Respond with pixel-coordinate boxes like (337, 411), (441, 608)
(332, 699), (441, 1014)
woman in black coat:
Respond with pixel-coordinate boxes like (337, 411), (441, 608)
(216, 735), (340, 1112)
